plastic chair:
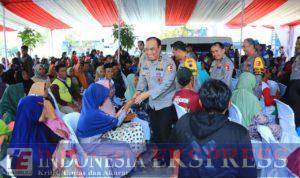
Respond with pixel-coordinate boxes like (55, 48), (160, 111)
(173, 102), (187, 119)
(257, 126), (295, 177)
(278, 83), (287, 97)
(62, 113), (112, 178)
(48, 88), (65, 119)
(0, 155), (15, 178)
(257, 125), (278, 144)
(275, 99), (297, 137)
(228, 103), (242, 125)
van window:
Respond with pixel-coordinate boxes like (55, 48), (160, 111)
(161, 45), (167, 52)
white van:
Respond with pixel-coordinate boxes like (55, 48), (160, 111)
(161, 37), (233, 57)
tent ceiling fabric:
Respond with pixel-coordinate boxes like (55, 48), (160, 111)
(33, 0), (101, 29)
(187, 0), (253, 25)
(81, 0), (119, 27)
(0, 0), (299, 31)
(3, 0), (70, 29)
(0, 24), (14, 31)
(114, 0), (165, 27)
(249, 0), (300, 26)
(165, 0), (197, 26)
(226, 0), (288, 27)
(0, 3), (45, 31)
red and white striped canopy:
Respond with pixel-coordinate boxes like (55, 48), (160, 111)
(0, 0), (299, 31)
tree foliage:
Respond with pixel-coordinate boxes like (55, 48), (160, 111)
(159, 26), (191, 39)
(112, 23), (136, 51)
(17, 28), (43, 50)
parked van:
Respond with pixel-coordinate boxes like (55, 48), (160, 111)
(161, 37), (233, 57)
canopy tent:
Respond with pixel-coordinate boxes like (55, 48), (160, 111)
(0, 0), (299, 60)
(0, 0), (299, 31)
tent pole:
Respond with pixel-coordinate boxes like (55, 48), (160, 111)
(117, 7), (121, 64)
(50, 30), (54, 57)
(239, 0), (245, 67)
(2, 3), (8, 70)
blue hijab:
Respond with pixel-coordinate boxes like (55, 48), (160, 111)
(9, 96), (61, 177)
(76, 83), (118, 138)
(196, 61), (209, 85)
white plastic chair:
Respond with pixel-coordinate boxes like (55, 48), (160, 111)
(173, 102), (187, 119)
(62, 113), (112, 178)
(0, 155), (15, 178)
(228, 103), (242, 125)
(48, 88), (65, 119)
(278, 83), (287, 97)
(275, 99), (297, 137)
(257, 126), (295, 177)
(257, 125), (278, 144)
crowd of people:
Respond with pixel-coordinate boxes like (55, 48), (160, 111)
(0, 35), (298, 177)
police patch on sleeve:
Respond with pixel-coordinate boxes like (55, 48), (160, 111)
(224, 63), (230, 71)
(167, 64), (173, 72)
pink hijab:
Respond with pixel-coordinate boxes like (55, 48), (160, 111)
(96, 79), (116, 116)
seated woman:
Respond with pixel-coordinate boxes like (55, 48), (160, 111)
(94, 65), (105, 82)
(76, 83), (144, 177)
(232, 72), (262, 127)
(101, 77), (151, 141)
(31, 64), (51, 86)
(8, 96), (68, 178)
(248, 111), (282, 141)
(261, 68), (280, 121)
(0, 70), (34, 124)
(125, 73), (150, 121)
(67, 67), (81, 100)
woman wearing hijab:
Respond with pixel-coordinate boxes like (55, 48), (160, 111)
(0, 70), (34, 124)
(232, 72), (262, 127)
(101, 77), (151, 141)
(8, 96), (64, 178)
(94, 65), (105, 82)
(31, 64), (51, 86)
(76, 83), (140, 177)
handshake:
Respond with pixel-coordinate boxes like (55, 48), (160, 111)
(115, 91), (150, 123)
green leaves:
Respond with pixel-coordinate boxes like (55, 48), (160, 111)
(17, 28), (43, 50)
(112, 23), (136, 51)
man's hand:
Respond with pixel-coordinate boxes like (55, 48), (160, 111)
(124, 112), (137, 122)
(123, 99), (135, 112)
(134, 91), (150, 104)
(133, 91), (141, 100)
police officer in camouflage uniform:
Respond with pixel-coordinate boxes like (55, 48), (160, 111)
(210, 42), (234, 88)
(134, 37), (177, 145)
(241, 38), (265, 98)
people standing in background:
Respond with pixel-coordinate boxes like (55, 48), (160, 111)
(71, 51), (79, 65)
(21, 45), (34, 77)
(210, 42), (234, 87)
(137, 41), (145, 57)
(186, 44), (197, 60)
(241, 38), (265, 98)
(171, 41), (200, 91)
